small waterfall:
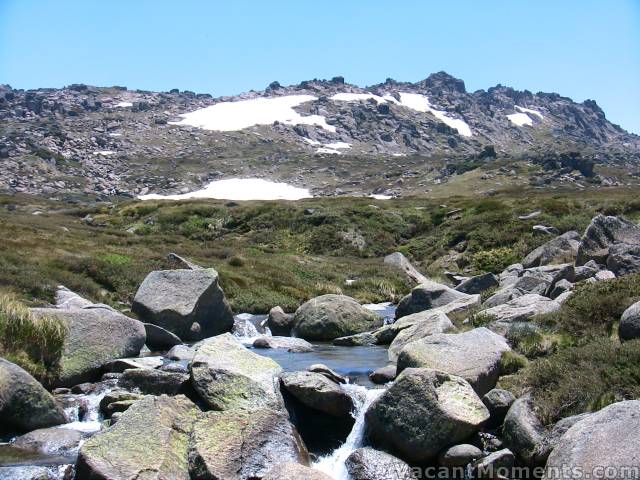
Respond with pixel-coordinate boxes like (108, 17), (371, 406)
(312, 385), (384, 480)
(59, 388), (110, 434)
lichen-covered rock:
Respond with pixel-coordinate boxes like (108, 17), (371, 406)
(544, 401), (640, 480)
(132, 268), (234, 341)
(346, 447), (418, 480)
(619, 301), (640, 341)
(0, 358), (67, 432)
(478, 294), (561, 334)
(188, 407), (309, 480)
(118, 368), (189, 395)
(292, 294), (383, 341)
(522, 231), (580, 268)
(388, 310), (454, 362)
(190, 333), (283, 411)
(397, 328), (511, 395)
(395, 280), (473, 319)
(31, 307), (146, 387)
(576, 214), (640, 266)
(76, 395), (198, 480)
(502, 395), (548, 466)
(365, 368), (489, 464)
(280, 371), (354, 418)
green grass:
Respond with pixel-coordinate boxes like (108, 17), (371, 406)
(0, 291), (67, 382)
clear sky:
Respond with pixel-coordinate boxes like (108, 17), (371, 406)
(1, 0), (639, 133)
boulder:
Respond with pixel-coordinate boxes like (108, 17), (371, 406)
(31, 307), (146, 387)
(619, 301), (640, 341)
(369, 365), (397, 384)
(522, 231), (580, 268)
(166, 344), (195, 361)
(502, 395), (548, 466)
(76, 395), (198, 480)
(576, 214), (640, 266)
(307, 364), (347, 384)
(10, 426), (81, 456)
(263, 463), (333, 480)
(132, 268), (234, 341)
(346, 447), (418, 480)
(574, 261), (600, 281)
(267, 306), (295, 336)
(292, 294), (383, 341)
(479, 294), (561, 334)
(455, 273), (499, 295)
(435, 294), (482, 317)
(253, 336), (314, 352)
(188, 407), (309, 480)
(471, 449), (515, 479)
(607, 243), (640, 276)
(365, 368), (489, 464)
(118, 368), (189, 395)
(548, 279), (574, 300)
(104, 356), (163, 373)
(539, 413), (591, 459)
(544, 401), (640, 480)
(280, 371), (354, 418)
(482, 388), (516, 426)
(55, 285), (93, 309)
(499, 264), (524, 288)
(143, 323), (182, 350)
(439, 444), (483, 467)
(190, 333), (283, 411)
(482, 287), (524, 308)
(388, 310), (455, 362)
(333, 331), (377, 346)
(384, 252), (428, 284)
(0, 358), (67, 432)
(397, 328), (511, 395)
(395, 280), (473, 319)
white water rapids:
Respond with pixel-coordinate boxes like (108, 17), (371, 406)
(312, 384), (384, 479)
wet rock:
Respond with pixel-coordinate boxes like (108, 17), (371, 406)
(619, 301), (640, 341)
(365, 368), (489, 464)
(118, 368), (189, 395)
(190, 333), (283, 411)
(188, 407), (309, 480)
(482, 389), (516, 426)
(132, 268), (234, 341)
(263, 463), (333, 480)
(11, 427), (82, 456)
(346, 447), (418, 480)
(280, 371), (354, 418)
(369, 365), (397, 384)
(31, 307), (146, 387)
(502, 395), (548, 466)
(395, 280), (473, 319)
(544, 401), (640, 480)
(99, 390), (144, 416)
(0, 358), (67, 432)
(253, 336), (314, 352)
(333, 331), (377, 346)
(143, 323), (183, 350)
(455, 272), (499, 295)
(438, 444), (483, 467)
(522, 231), (580, 268)
(576, 214), (640, 266)
(292, 294), (383, 341)
(397, 328), (511, 395)
(267, 306), (295, 336)
(76, 395), (198, 480)
(388, 310), (454, 362)
(307, 364), (347, 384)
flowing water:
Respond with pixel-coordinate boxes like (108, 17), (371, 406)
(312, 385), (385, 480)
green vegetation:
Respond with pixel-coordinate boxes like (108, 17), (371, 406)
(0, 291), (67, 381)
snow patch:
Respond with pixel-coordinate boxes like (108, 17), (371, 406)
(515, 105), (544, 119)
(93, 150), (115, 156)
(139, 178), (311, 201)
(113, 101), (133, 108)
(507, 113), (534, 127)
(369, 194), (393, 200)
(330, 93), (393, 104)
(169, 95), (335, 132)
(324, 142), (351, 149)
(398, 93), (472, 137)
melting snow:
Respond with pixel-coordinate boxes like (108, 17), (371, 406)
(93, 150), (115, 156)
(397, 93), (472, 137)
(369, 194), (393, 200)
(139, 178), (311, 201)
(315, 141), (351, 155)
(507, 113), (534, 127)
(113, 101), (133, 108)
(515, 105), (544, 119)
(324, 142), (351, 149)
(169, 95), (335, 132)
(330, 93), (391, 104)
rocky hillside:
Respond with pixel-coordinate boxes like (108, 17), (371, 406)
(1, 72), (639, 199)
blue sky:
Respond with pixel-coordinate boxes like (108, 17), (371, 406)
(1, 0), (639, 133)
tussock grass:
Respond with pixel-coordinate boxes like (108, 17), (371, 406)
(0, 291), (67, 381)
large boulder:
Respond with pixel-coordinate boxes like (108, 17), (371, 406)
(483, 388), (516, 426)
(280, 371), (354, 418)
(55, 285), (94, 309)
(576, 214), (640, 266)
(267, 306), (295, 336)
(395, 280), (473, 319)
(190, 333), (283, 411)
(143, 322), (183, 350)
(478, 294), (561, 334)
(132, 268), (234, 341)
(482, 287), (524, 308)
(253, 336), (313, 352)
(292, 294), (383, 341)
(502, 395), (548, 466)
(188, 407), (309, 480)
(31, 307), (146, 387)
(438, 444), (483, 468)
(0, 358), (67, 432)
(455, 273), (499, 295)
(346, 447), (418, 480)
(388, 310), (455, 362)
(263, 463), (333, 480)
(544, 401), (640, 480)
(619, 301), (640, 341)
(10, 426), (82, 456)
(76, 395), (198, 480)
(118, 368), (189, 395)
(607, 243), (640, 276)
(365, 368), (489, 464)
(522, 231), (580, 268)
(397, 328), (511, 395)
